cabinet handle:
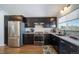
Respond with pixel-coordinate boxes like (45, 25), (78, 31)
(70, 45), (73, 48)
(61, 40), (65, 43)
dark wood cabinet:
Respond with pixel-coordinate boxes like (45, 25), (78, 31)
(59, 39), (79, 54)
(49, 34), (60, 53)
(24, 17), (57, 28)
(48, 34), (79, 54)
(59, 40), (70, 54)
(44, 34), (51, 45)
(50, 34), (60, 46)
(23, 34), (34, 44)
(4, 16), (8, 45)
(5, 15), (23, 21)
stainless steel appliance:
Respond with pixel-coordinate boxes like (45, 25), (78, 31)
(8, 21), (22, 47)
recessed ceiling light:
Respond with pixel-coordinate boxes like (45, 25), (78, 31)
(50, 18), (54, 21)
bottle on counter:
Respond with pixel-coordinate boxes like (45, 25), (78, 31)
(30, 28), (34, 32)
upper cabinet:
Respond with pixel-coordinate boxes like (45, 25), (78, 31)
(5, 15), (23, 21)
(5, 16), (57, 28)
(25, 17), (57, 28)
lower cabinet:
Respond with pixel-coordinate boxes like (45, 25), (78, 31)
(49, 34), (60, 53)
(49, 34), (79, 54)
(59, 40), (70, 54)
(59, 40), (79, 54)
(44, 34), (51, 45)
(22, 33), (79, 54)
(23, 34), (34, 44)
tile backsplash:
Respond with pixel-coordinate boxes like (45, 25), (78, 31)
(65, 30), (79, 36)
(25, 28), (52, 32)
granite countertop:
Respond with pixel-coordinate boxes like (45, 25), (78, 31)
(23, 32), (34, 34)
(23, 31), (79, 46)
(49, 32), (79, 46)
(23, 32), (49, 34)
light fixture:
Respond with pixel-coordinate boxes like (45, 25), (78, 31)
(34, 23), (38, 25)
(67, 4), (70, 7)
(60, 10), (64, 13)
(40, 23), (44, 25)
(50, 18), (54, 21)
(64, 7), (68, 11)
(60, 4), (70, 13)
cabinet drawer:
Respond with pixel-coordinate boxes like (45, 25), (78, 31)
(68, 43), (78, 53)
(60, 40), (70, 54)
(60, 40), (79, 54)
(23, 34), (34, 44)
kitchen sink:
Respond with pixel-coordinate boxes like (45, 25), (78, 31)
(56, 34), (65, 36)
(69, 35), (79, 40)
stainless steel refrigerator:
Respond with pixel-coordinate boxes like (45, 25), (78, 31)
(8, 21), (22, 47)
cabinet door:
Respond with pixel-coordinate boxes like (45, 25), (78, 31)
(67, 42), (79, 54)
(23, 34), (34, 44)
(59, 40), (70, 54)
(59, 39), (79, 54)
(50, 34), (60, 46)
(27, 34), (34, 44)
(44, 34), (51, 45)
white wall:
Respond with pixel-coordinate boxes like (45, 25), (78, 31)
(0, 10), (7, 46)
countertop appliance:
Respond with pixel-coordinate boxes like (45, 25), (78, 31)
(8, 21), (22, 47)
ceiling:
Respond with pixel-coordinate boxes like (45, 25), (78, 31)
(0, 4), (65, 17)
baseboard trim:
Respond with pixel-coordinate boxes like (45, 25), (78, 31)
(0, 44), (5, 46)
